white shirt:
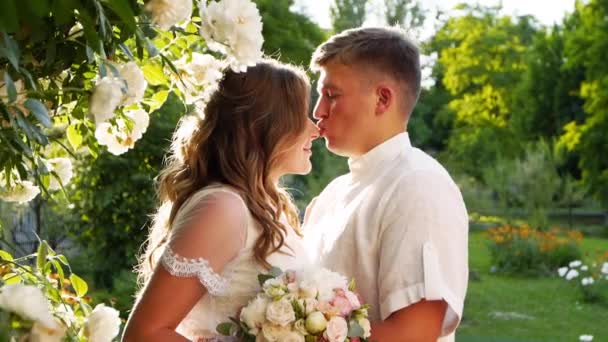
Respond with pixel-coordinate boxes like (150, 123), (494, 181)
(303, 133), (468, 341)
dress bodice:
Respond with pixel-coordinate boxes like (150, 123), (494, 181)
(159, 185), (309, 340)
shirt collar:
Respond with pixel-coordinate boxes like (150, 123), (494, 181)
(348, 132), (411, 179)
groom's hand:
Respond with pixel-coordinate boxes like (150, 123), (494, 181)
(370, 299), (447, 341)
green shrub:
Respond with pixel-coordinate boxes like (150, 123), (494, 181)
(486, 224), (583, 275)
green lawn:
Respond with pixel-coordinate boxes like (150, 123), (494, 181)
(457, 232), (608, 341)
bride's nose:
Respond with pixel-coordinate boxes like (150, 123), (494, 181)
(307, 118), (319, 140)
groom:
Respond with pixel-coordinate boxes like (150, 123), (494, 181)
(303, 27), (468, 342)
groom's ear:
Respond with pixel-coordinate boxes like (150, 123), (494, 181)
(375, 85), (393, 116)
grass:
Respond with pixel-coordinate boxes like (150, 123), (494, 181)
(457, 231), (608, 341)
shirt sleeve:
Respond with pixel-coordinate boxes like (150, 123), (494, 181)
(159, 187), (249, 296)
(377, 170), (469, 336)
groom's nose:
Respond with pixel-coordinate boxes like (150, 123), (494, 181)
(312, 98), (328, 120)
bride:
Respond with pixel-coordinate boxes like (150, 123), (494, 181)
(123, 59), (319, 341)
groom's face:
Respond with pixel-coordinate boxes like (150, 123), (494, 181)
(313, 61), (377, 157)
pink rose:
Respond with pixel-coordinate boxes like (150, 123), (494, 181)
(331, 294), (353, 316)
(344, 290), (361, 309)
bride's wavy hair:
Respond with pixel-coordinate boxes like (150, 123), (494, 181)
(138, 59), (311, 285)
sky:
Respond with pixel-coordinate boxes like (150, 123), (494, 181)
(294, 0), (576, 33)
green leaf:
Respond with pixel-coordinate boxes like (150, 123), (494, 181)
(0, 0), (19, 32)
(25, 99), (52, 128)
(0, 33), (20, 69)
(347, 320), (365, 338)
(67, 124), (83, 149)
(142, 63), (168, 86)
(258, 274), (274, 287)
(216, 322), (236, 336)
(0, 249), (13, 261)
(145, 90), (169, 112)
(25, 0), (51, 18)
(269, 266), (283, 277)
(37, 241), (49, 271)
(70, 273), (88, 297)
(348, 278), (357, 292)
(56, 254), (69, 266)
(78, 9), (102, 54)
(102, 0), (136, 31)
(51, 0), (79, 25)
(291, 299), (305, 319)
(51, 259), (65, 285)
(3, 72), (17, 103)
(2, 273), (21, 285)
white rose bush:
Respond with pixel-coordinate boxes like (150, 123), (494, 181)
(0, 242), (120, 341)
(1, 0), (265, 340)
(0, 0), (264, 204)
(217, 267), (371, 342)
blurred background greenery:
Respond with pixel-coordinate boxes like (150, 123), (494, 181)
(1, 0), (607, 340)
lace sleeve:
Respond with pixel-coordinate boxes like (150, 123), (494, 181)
(160, 246), (230, 296)
(159, 187), (248, 297)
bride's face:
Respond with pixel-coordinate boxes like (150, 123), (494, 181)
(273, 118), (319, 178)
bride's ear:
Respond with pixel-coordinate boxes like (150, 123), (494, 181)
(375, 85), (393, 116)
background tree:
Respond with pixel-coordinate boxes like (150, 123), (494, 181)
(330, 0), (368, 32)
(559, 0), (608, 209)
(384, 0), (424, 28)
(429, 4), (537, 178)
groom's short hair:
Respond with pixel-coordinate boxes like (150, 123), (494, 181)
(311, 26), (421, 112)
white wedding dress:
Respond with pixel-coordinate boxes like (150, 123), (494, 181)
(158, 185), (310, 340)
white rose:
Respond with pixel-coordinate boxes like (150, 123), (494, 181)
(90, 77), (124, 123)
(67, 22), (84, 40)
(581, 277), (594, 286)
(569, 260), (582, 268)
(305, 311), (327, 334)
(199, 0), (264, 72)
(298, 280), (318, 299)
(302, 298), (318, 315)
(358, 318), (371, 338)
(95, 108), (149, 155)
(261, 323), (288, 342)
(311, 269), (347, 301)
(565, 269), (579, 280)
(86, 304), (121, 342)
(579, 335), (594, 342)
(47, 158), (73, 191)
(293, 319), (308, 336)
(240, 295), (268, 330)
(0, 179), (40, 203)
(145, 0), (192, 30)
(557, 266), (568, 277)
(183, 53), (224, 86)
(281, 331), (305, 342)
(263, 277), (287, 298)
(30, 319), (67, 342)
(324, 316), (348, 342)
(120, 62), (147, 105)
(0, 284), (55, 328)
(601, 262), (608, 275)
(265, 299), (295, 326)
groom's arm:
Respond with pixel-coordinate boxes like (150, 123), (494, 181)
(370, 299), (447, 342)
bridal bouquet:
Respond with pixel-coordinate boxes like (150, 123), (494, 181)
(217, 267), (371, 342)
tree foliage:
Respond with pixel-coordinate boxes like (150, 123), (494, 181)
(558, 0), (608, 205)
(330, 0), (368, 32)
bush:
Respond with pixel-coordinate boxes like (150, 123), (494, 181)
(557, 256), (608, 306)
(486, 224), (583, 276)
(0, 240), (122, 340)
